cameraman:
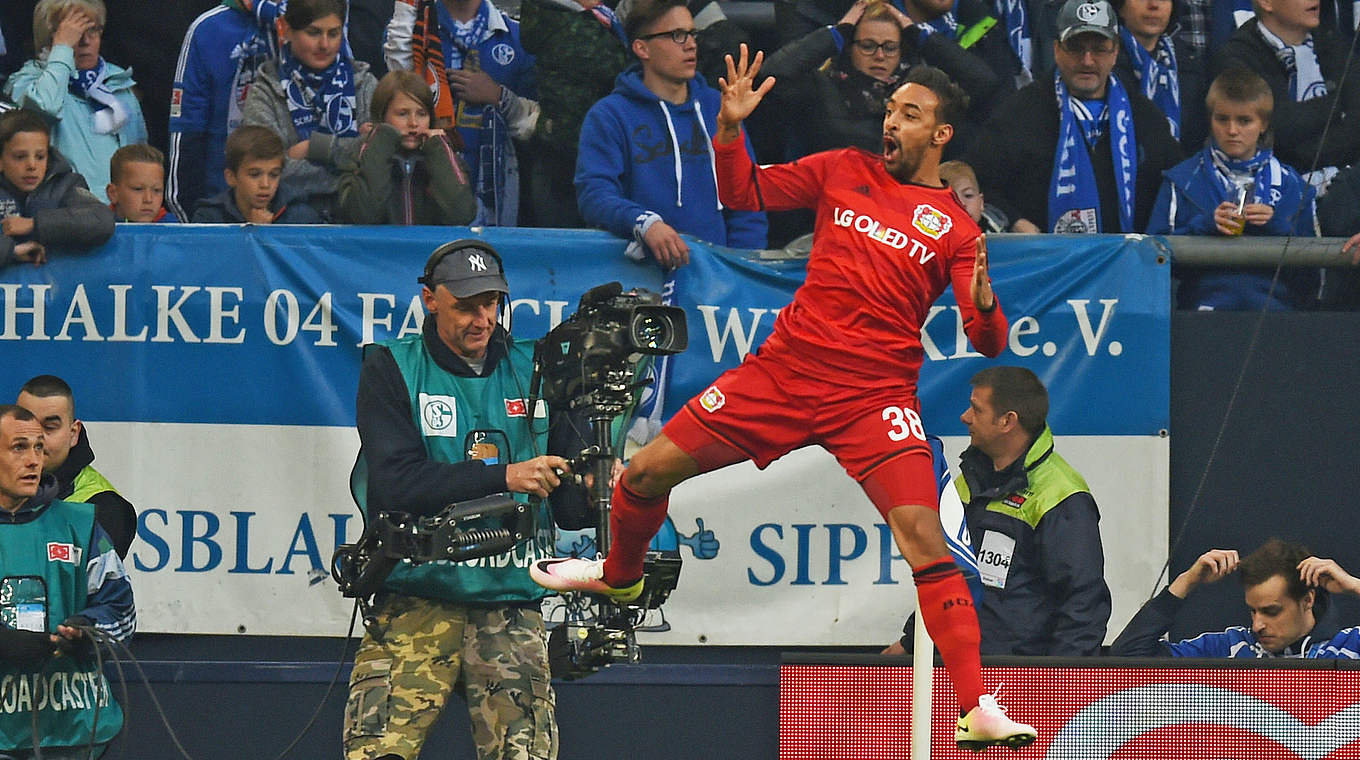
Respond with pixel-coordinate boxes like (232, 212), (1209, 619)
(343, 239), (585, 760)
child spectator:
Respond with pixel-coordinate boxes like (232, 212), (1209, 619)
(241, 0), (377, 221)
(1148, 67), (1319, 311)
(2, 0), (148, 203)
(192, 124), (322, 223)
(107, 143), (176, 222)
(939, 160), (1009, 233)
(0, 108), (114, 267)
(338, 70), (476, 225)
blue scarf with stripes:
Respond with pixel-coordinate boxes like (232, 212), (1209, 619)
(1049, 72), (1137, 233)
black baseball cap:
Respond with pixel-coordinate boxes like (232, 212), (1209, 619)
(419, 239), (509, 298)
(1057, 0), (1120, 42)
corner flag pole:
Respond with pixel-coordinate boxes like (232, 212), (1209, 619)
(912, 604), (933, 760)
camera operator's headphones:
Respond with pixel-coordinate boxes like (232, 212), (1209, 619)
(418, 238), (511, 333)
(418, 238), (506, 289)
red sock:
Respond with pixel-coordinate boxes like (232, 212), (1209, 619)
(601, 481), (668, 587)
(913, 558), (983, 712)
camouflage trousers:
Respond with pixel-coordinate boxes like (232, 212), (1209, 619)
(343, 595), (557, 760)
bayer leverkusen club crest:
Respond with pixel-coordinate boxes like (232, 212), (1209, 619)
(699, 386), (726, 413)
(912, 204), (953, 240)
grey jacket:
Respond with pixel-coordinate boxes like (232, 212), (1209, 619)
(240, 58), (377, 217)
(0, 148), (114, 266)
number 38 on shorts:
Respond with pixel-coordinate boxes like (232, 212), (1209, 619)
(881, 405), (926, 442)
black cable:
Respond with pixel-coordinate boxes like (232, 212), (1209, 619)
(268, 600), (360, 760)
(1149, 26), (1360, 598)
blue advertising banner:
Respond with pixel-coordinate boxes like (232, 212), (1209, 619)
(1, 227), (1167, 434)
(0, 226), (1169, 639)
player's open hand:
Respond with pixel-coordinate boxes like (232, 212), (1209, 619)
(1299, 557), (1360, 596)
(716, 44), (775, 142)
(969, 236), (995, 311)
(1170, 548), (1239, 597)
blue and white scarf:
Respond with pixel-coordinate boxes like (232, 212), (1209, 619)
(433, 0), (518, 225)
(1207, 142), (1279, 205)
(437, 0), (492, 71)
(278, 42), (358, 138)
(1049, 72), (1137, 233)
(1255, 22), (1327, 101)
(69, 57), (129, 134)
(996, 0), (1032, 77)
(1121, 27), (1181, 139)
(892, 0), (960, 38)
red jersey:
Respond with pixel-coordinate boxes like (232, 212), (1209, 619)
(713, 138), (1007, 387)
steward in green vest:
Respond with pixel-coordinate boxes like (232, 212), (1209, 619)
(0, 407), (136, 756)
(343, 239), (588, 760)
(18, 376), (138, 559)
(956, 367), (1111, 656)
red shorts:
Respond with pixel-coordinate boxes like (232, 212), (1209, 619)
(662, 349), (937, 517)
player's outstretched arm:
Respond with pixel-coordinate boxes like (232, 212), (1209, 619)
(715, 43), (776, 145)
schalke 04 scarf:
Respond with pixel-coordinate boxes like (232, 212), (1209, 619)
(1121, 27), (1181, 139)
(1207, 142), (1279, 206)
(69, 57), (129, 134)
(1256, 22), (1327, 101)
(996, 0), (1033, 77)
(278, 41), (358, 139)
(1049, 72), (1137, 233)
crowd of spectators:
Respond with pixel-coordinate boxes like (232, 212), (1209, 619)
(0, 0), (1359, 309)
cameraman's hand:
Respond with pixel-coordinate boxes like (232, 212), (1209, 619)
(506, 455), (571, 499)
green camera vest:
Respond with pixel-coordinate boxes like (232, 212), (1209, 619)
(363, 334), (555, 604)
(0, 501), (122, 750)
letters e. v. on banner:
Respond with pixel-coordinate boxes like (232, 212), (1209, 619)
(0, 226), (1168, 640)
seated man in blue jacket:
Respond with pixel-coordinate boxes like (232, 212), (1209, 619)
(1112, 538), (1360, 658)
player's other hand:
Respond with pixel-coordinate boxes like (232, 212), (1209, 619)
(1170, 548), (1239, 598)
(644, 221), (690, 268)
(716, 43), (775, 142)
(1299, 556), (1360, 596)
(970, 235), (995, 311)
(506, 455), (571, 499)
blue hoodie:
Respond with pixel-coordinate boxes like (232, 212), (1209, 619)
(575, 64), (767, 256)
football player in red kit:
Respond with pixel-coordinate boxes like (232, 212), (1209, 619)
(533, 45), (1037, 750)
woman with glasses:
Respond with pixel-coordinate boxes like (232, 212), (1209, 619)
(3, 0), (147, 203)
(761, 0), (1003, 157)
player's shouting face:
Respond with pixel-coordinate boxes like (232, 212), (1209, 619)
(882, 83), (951, 183)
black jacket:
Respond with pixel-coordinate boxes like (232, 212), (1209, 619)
(191, 184), (324, 224)
(964, 73), (1183, 232)
(0, 147), (114, 266)
(1212, 18), (1360, 172)
(355, 318), (590, 521)
(50, 426), (136, 559)
(1114, 34), (1210, 154)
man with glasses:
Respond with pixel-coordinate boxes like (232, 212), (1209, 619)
(964, 0), (1180, 233)
(575, 0), (766, 268)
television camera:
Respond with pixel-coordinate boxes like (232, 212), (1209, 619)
(331, 282), (688, 676)
(530, 282), (688, 679)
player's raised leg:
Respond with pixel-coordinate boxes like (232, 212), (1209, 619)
(530, 433), (700, 602)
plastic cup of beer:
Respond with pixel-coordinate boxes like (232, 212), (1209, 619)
(1225, 187), (1248, 236)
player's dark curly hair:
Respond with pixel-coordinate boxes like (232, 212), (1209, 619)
(903, 65), (970, 129)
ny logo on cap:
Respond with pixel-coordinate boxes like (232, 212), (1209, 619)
(468, 253), (487, 272)
(1077, 2), (1106, 22)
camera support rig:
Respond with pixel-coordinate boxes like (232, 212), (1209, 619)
(332, 495), (536, 634)
(529, 282), (687, 678)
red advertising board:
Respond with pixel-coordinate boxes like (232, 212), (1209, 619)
(780, 662), (1360, 759)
